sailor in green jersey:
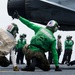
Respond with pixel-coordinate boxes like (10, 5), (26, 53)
(62, 36), (74, 64)
(16, 34), (26, 64)
(12, 11), (62, 71)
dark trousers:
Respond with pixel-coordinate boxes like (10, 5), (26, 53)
(16, 48), (24, 64)
(62, 49), (72, 64)
(9, 53), (12, 64)
(57, 49), (61, 60)
(34, 57), (50, 71)
(26, 57), (50, 71)
(9, 55), (12, 64)
(23, 45), (50, 71)
(48, 51), (53, 64)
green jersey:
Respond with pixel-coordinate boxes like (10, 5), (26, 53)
(65, 40), (74, 50)
(16, 38), (26, 50)
(19, 16), (59, 66)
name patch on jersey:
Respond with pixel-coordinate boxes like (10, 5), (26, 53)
(41, 29), (52, 39)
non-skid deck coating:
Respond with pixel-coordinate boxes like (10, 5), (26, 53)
(0, 64), (75, 75)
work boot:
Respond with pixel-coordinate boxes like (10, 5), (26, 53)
(21, 65), (35, 71)
(21, 66), (29, 71)
(21, 58), (37, 71)
(55, 66), (62, 71)
(67, 62), (74, 66)
(13, 66), (19, 71)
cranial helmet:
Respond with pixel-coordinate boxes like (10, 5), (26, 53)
(66, 35), (70, 39)
(20, 34), (23, 37)
(7, 23), (19, 34)
(66, 35), (72, 39)
(69, 36), (72, 39)
(46, 20), (59, 32)
(20, 34), (26, 38)
(23, 34), (26, 38)
(58, 35), (61, 38)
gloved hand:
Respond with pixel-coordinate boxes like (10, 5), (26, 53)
(12, 10), (20, 19)
(55, 66), (62, 71)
